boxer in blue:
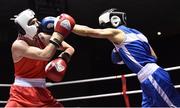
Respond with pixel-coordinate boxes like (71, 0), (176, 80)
(72, 8), (180, 107)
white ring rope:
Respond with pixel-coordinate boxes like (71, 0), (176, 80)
(0, 66), (180, 87)
(0, 65), (180, 104)
(47, 65), (180, 87)
(0, 101), (6, 104)
(1, 85), (180, 103)
(59, 85), (180, 102)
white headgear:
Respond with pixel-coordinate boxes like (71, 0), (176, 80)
(14, 9), (38, 38)
(99, 8), (127, 28)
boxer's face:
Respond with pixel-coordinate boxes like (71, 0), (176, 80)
(28, 18), (41, 39)
(28, 18), (39, 26)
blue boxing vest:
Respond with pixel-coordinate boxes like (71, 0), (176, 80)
(112, 25), (157, 74)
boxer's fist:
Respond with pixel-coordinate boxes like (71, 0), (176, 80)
(54, 13), (75, 38)
(40, 16), (56, 35)
(111, 48), (124, 64)
(45, 58), (67, 82)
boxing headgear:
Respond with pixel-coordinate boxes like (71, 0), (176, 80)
(14, 9), (38, 39)
(98, 8), (127, 28)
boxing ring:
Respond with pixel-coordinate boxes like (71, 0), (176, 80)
(1, 65), (180, 106)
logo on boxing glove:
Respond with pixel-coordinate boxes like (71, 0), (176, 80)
(45, 60), (65, 73)
(59, 19), (71, 31)
(45, 58), (67, 82)
(54, 60), (65, 72)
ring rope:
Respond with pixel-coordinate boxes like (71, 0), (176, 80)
(0, 66), (180, 87)
(58, 85), (180, 102)
(0, 66), (180, 103)
(47, 65), (180, 87)
(2, 85), (180, 103)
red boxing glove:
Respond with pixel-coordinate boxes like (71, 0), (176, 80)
(54, 13), (75, 38)
(45, 58), (67, 82)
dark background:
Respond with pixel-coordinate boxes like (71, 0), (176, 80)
(0, 0), (180, 107)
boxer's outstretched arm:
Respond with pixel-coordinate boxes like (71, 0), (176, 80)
(72, 24), (125, 44)
(73, 24), (114, 38)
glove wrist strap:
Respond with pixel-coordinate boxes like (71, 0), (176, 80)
(59, 52), (71, 63)
(49, 38), (61, 48)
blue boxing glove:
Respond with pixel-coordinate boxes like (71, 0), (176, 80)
(40, 16), (56, 35)
(111, 48), (124, 65)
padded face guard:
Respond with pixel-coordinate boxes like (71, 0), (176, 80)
(14, 9), (38, 38)
(99, 8), (127, 28)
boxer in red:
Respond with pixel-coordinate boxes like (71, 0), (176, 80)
(5, 9), (75, 107)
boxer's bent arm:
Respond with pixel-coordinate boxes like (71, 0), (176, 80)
(38, 32), (51, 46)
(12, 40), (57, 61)
(59, 41), (75, 56)
(38, 33), (75, 55)
(58, 41), (75, 63)
(38, 33), (75, 56)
